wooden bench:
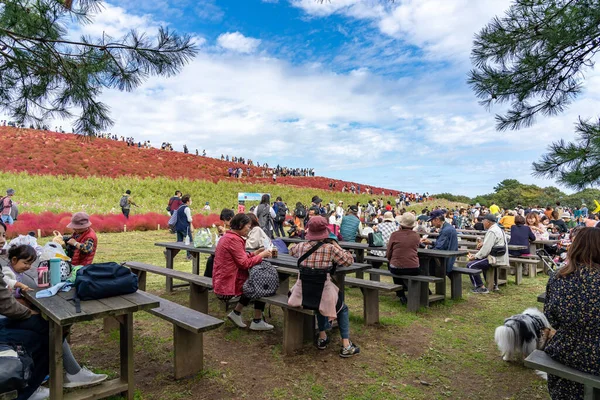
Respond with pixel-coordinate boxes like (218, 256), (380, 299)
(505, 257), (542, 283)
(124, 261), (213, 313)
(449, 267), (482, 300)
(142, 291), (224, 379)
(524, 350), (600, 399)
(0, 391), (17, 400)
(538, 292), (546, 304)
(365, 268), (444, 312)
(258, 294), (315, 355)
(344, 277), (402, 325)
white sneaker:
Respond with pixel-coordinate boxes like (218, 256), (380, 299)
(28, 387), (49, 400)
(63, 366), (108, 388)
(227, 311), (247, 328)
(250, 320), (274, 331)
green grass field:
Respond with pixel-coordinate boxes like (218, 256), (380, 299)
(47, 230), (550, 400)
(6, 171), (464, 215)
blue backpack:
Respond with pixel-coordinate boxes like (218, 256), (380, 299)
(72, 262), (138, 312)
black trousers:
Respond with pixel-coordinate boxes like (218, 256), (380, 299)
(389, 266), (420, 298)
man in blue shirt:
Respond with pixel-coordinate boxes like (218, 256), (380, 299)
(421, 209), (459, 275)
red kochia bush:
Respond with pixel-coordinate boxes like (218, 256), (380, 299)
(6, 212), (221, 238)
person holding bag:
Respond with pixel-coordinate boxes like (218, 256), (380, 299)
(174, 194), (194, 260)
(288, 216), (360, 358)
(213, 213), (273, 331)
(465, 214), (509, 293)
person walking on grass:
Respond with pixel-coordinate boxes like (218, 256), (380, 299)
(1, 188), (15, 225)
(167, 190), (183, 216)
(120, 189), (137, 219)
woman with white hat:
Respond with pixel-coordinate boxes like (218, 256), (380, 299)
(386, 212), (420, 304)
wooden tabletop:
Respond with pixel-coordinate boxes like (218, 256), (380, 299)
(280, 237), (467, 257)
(24, 289), (159, 326)
(155, 242), (216, 254)
(271, 254), (370, 274)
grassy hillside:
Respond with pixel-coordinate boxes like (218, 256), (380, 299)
(0, 126), (399, 194)
(6, 172), (461, 216)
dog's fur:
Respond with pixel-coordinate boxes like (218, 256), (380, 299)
(494, 308), (554, 363)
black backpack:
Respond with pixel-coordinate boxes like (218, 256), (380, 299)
(295, 205), (306, 219)
(72, 262), (138, 312)
(275, 205), (287, 222)
(0, 343), (33, 392)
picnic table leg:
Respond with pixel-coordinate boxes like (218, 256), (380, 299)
(333, 272), (345, 292)
(165, 248), (180, 293)
(277, 275), (290, 295)
(450, 271), (462, 300)
(119, 314), (134, 400)
(190, 283), (209, 314)
(433, 258), (446, 298)
(302, 314), (315, 342)
(515, 263), (523, 285)
(355, 249), (365, 279)
(49, 322), (64, 400)
(191, 253), (200, 275)
(406, 280), (421, 313)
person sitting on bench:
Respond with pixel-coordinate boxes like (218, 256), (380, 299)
(289, 216), (360, 358)
(213, 213), (273, 331)
(544, 227), (600, 399)
(466, 214), (508, 294)
(386, 213), (420, 305)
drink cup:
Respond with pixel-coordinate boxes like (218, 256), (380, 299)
(271, 246), (278, 258)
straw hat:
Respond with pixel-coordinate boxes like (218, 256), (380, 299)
(399, 213), (416, 228)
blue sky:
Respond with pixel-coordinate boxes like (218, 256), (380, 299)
(24, 0), (600, 196)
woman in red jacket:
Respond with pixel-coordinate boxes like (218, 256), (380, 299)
(213, 213), (273, 330)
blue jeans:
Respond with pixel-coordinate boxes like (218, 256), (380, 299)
(0, 315), (49, 400)
(316, 293), (350, 340)
(317, 304), (349, 339)
(1, 214), (13, 224)
(176, 230), (193, 257)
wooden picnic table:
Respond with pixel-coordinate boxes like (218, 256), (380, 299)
(23, 289), (159, 400)
(429, 239), (528, 251)
(279, 236), (467, 302)
(268, 253), (371, 292)
(458, 229), (560, 239)
(155, 242), (215, 292)
(155, 241), (370, 293)
(529, 239), (560, 257)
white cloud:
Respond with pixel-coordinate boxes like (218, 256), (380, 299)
(75, 3), (160, 38)
(47, 1), (600, 196)
(293, 0), (512, 60)
(217, 32), (261, 53)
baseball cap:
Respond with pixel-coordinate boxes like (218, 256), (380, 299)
(311, 196), (322, 204)
(482, 214), (497, 222)
(427, 209), (445, 222)
(348, 205), (359, 212)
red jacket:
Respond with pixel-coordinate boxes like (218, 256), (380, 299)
(213, 231), (263, 296)
(71, 228), (98, 266)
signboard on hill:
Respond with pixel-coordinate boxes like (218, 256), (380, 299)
(238, 193), (270, 201)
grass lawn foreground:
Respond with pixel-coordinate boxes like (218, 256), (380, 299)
(57, 230), (550, 400)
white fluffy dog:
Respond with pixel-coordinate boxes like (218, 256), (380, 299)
(495, 308), (554, 363)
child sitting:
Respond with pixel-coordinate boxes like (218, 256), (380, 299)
(2, 244), (36, 299)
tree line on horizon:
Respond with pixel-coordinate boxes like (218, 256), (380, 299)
(434, 179), (600, 210)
